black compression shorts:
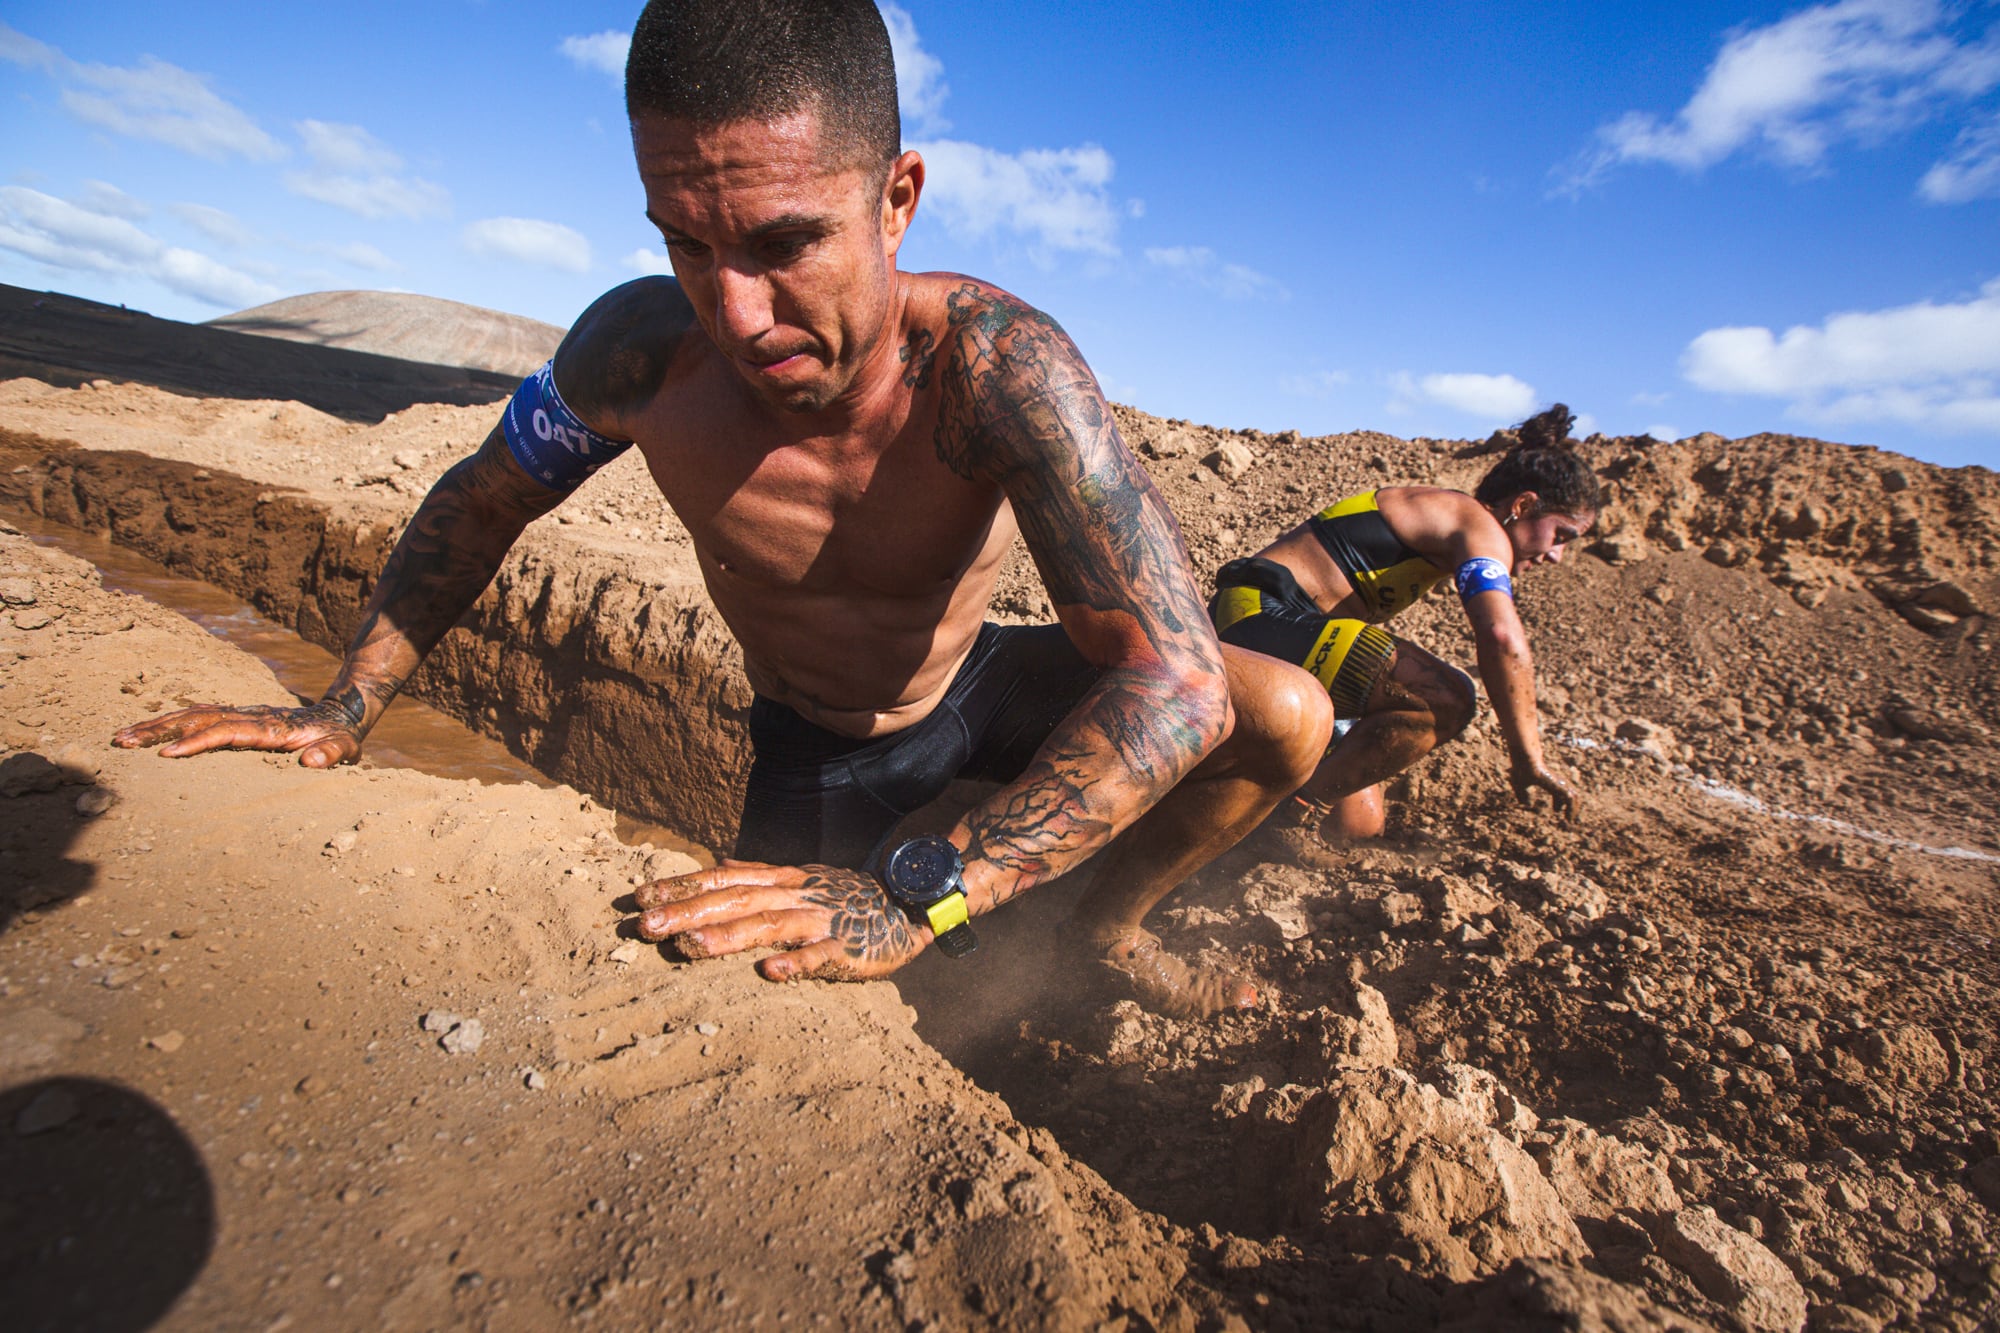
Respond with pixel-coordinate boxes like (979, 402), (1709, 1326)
(1210, 557), (1397, 720)
(734, 623), (1100, 871)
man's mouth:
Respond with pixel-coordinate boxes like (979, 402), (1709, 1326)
(743, 348), (815, 375)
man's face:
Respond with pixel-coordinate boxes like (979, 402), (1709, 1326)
(632, 108), (917, 413)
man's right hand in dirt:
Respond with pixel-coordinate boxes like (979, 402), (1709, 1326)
(631, 861), (927, 982)
(113, 695), (366, 767)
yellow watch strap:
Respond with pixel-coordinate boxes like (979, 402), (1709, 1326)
(923, 891), (970, 938)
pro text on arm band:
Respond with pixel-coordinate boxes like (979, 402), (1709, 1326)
(501, 359), (633, 491)
(1455, 556), (1514, 601)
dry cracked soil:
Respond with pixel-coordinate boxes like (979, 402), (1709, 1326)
(1, 286), (1997, 1332)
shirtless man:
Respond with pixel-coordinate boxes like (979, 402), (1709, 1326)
(1214, 408), (1602, 864)
(113, 0), (1331, 1018)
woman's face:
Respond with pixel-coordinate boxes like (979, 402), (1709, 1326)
(1503, 494), (1595, 574)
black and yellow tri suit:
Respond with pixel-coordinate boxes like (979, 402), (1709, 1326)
(1211, 491), (1447, 718)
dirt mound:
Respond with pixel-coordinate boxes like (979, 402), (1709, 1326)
(210, 290), (566, 379)
(0, 284), (518, 422)
(2, 325), (1998, 1329)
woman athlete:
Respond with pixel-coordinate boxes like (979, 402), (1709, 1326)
(1213, 406), (1604, 863)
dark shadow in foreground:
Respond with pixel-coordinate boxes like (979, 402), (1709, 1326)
(0, 1076), (216, 1333)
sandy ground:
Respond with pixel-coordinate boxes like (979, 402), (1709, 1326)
(2, 292), (1998, 1331)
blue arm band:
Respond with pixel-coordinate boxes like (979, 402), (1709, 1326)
(501, 359), (633, 491)
(1455, 556), (1514, 602)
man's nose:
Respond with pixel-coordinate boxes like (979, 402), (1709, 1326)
(712, 263), (775, 344)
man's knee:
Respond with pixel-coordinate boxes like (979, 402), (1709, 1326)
(1225, 654), (1335, 783)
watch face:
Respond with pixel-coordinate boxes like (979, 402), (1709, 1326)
(884, 836), (961, 907)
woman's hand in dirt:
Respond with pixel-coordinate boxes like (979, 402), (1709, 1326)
(1509, 759), (1579, 820)
(632, 860), (926, 981)
(113, 700), (364, 768)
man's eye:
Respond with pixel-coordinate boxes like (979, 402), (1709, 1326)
(665, 237), (708, 257)
(764, 235), (812, 260)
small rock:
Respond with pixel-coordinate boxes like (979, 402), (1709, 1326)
(1376, 891), (1424, 929)
(0, 753), (61, 798)
(1968, 1156), (2000, 1210)
(1202, 440), (1256, 481)
(1653, 1205), (1807, 1332)
(295, 1075), (328, 1099)
(1829, 1178), (1869, 1212)
(419, 1010), (460, 1034)
(14, 1086), (79, 1135)
(391, 865), (416, 878)
(694, 1021), (720, 1037)
(324, 829), (357, 856)
(605, 942), (642, 965)
(145, 1030), (186, 1053)
(10, 611), (50, 631)
(1591, 535), (1651, 566)
(1644, 584), (1676, 606)
(440, 1019), (485, 1055)
(392, 450), (424, 471)
(1898, 599), (1959, 633)
(1615, 718), (1677, 759)
(0, 578), (36, 606)
(75, 787), (117, 817)
(523, 1068), (547, 1091)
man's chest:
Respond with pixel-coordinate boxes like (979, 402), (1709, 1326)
(631, 404), (1011, 598)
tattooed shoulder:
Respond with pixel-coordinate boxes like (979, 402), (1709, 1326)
(930, 282), (1099, 483)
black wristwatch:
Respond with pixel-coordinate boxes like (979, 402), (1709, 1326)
(881, 835), (978, 958)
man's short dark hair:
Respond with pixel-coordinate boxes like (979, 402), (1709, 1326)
(626, 0), (902, 177)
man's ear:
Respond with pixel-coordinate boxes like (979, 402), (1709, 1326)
(881, 150), (925, 259)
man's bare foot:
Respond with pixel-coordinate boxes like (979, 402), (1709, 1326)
(1097, 930), (1259, 1020)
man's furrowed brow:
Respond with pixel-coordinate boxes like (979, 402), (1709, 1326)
(643, 208), (836, 239)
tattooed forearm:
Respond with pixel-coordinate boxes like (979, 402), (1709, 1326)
(930, 285), (1232, 906)
(324, 429), (561, 737)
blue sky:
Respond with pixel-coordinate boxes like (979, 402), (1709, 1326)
(2, 1), (1996, 467)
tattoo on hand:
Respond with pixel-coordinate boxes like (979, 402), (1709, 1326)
(797, 866), (917, 974)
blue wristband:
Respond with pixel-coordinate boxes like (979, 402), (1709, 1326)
(501, 359), (632, 491)
(1455, 556), (1514, 601)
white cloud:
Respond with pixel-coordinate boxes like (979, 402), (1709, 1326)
(1681, 277), (2000, 433)
(623, 247), (676, 276)
(1562, 0), (2000, 196)
(1144, 245), (1288, 301)
(284, 120), (450, 221)
(880, 3), (949, 135)
(913, 139), (1122, 256)
(320, 240), (398, 272)
(170, 201), (256, 248)
(0, 23), (288, 163)
(75, 179), (148, 220)
(1630, 390), (1671, 407)
(462, 217), (592, 272)
(1646, 424), (1684, 441)
(560, 30), (630, 80)
(1280, 369), (1353, 398)
(1393, 371), (1540, 420)
(0, 184), (281, 308)
(1919, 109), (2000, 200)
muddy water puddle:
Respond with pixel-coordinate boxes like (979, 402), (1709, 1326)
(7, 507), (710, 861)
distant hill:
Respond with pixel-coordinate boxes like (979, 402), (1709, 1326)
(208, 290), (566, 378)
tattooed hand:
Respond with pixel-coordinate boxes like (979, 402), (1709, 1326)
(631, 861), (926, 981)
(113, 690), (368, 768)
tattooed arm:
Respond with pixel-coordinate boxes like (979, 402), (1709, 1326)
(932, 282), (1233, 912)
(114, 278), (690, 764)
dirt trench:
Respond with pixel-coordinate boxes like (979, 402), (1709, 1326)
(1, 429), (753, 852)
